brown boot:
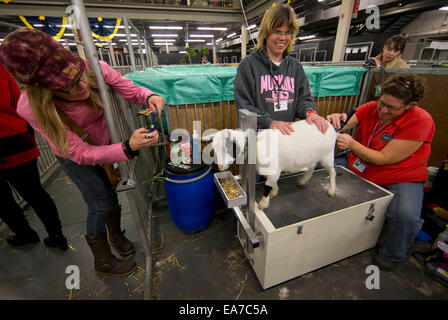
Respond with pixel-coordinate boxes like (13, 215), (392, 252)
(105, 207), (135, 256)
(85, 235), (136, 277)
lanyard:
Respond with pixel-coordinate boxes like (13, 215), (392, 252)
(269, 61), (287, 107)
(366, 120), (382, 148)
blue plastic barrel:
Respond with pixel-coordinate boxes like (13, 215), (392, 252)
(164, 162), (215, 233)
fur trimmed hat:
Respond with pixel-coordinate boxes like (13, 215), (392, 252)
(0, 27), (85, 90)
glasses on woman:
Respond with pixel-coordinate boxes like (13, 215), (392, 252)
(272, 30), (293, 38)
(57, 72), (84, 94)
(377, 99), (406, 112)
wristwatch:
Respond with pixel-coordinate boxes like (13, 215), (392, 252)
(146, 94), (158, 106)
(122, 140), (140, 159)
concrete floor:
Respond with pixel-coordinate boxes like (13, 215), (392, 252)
(0, 166), (447, 300)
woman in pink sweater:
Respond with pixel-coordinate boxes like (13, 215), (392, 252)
(0, 27), (165, 277)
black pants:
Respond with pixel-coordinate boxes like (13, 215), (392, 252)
(0, 159), (62, 236)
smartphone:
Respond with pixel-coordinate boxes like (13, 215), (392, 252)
(148, 110), (158, 133)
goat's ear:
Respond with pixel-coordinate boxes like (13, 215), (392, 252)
(202, 133), (216, 141)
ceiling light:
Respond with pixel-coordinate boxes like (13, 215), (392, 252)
(152, 34), (178, 37)
(154, 39), (176, 42)
(190, 34), (214, 38)
(299, 35), (316, 40)
(104, 25), (125, 29)
(216, 38), (223, 43)
(179, 50), (187, 53)
(197, 27), (228, 31)
(149, 26), (183, 30)
(96, 42), (116, 46)
(154, 43), (173, 46)
(114, 33), (137, 37)
(206, 42), (213, 45)
(186, 39), (206, 42)
(247, 24), (256, 30)
(226, 33), (237, 38)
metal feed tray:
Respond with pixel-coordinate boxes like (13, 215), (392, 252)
(214, 171), (247, 208)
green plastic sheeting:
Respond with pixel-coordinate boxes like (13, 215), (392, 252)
(126, 64), (366, 105)
(304, 66), (365, 98)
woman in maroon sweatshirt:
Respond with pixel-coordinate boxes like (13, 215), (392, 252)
(0, 62), (67, 250)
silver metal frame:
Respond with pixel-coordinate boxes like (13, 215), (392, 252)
(237, 109), (257, 234)
(343, 41), (373, 62)
(358, 66), (448, 106)
(315, 49), (327, 62)
(418, 47), (436, 64)
(299, 47), (317, 62)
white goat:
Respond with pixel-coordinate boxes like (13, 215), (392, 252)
(203, 120), (338, 211)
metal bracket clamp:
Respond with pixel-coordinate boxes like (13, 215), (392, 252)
(116, 179), (136, 192)
(366, 203), (375, 221)
(233, 206), (260, 249)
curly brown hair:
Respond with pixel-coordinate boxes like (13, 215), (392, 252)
(381, 74), (426, 104)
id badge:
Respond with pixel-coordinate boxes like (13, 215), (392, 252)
(274, 100), (288, 112)
(374, 85), (382, 97)
(353, 157), (367, 173)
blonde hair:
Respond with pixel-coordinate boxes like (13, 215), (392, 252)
(26, 70), (103, 156)
(256, 3), (299, 54)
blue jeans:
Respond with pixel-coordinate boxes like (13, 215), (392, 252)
(334, 154), (424, 261)
(334, 154), (349, 168)
(56, 156), (119, 237)
(380, 182), (424, 261)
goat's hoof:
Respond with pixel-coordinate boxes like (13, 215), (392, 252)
(270, 189), (278, 198)
(258, 197), (269, 211)
(328, 189), (335, 197)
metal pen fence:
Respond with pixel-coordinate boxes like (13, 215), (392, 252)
(163, 95), (360, 136)
(23, 87), (360, 205)
(11, 131), (58, 206)
(35, 132), (59, 181)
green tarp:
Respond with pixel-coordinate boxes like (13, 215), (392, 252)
(126, 63), (366, 105)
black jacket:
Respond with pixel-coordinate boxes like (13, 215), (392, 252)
(234, 50), (316, 130)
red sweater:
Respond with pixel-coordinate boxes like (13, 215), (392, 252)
(347, 101), (435, 186)
(0, 63), (40, 170)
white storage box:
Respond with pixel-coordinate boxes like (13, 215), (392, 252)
(237, 166), (394, 289)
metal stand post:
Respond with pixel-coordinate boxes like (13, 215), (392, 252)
(123, 17), (136, 71)
(234, 109), (259, 252)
